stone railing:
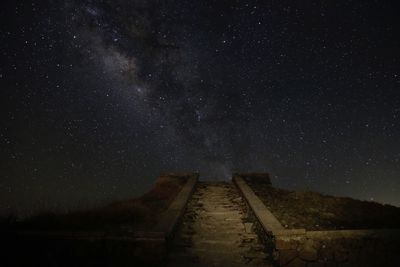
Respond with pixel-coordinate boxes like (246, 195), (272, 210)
(132, 172), (198, 262)
(233, 173), (400, 267)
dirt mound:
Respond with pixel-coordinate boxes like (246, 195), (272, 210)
(10, 174), (191, 232)
(247, 181), (400, 230)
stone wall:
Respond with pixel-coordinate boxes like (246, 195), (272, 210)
(275, 229), (400, 267)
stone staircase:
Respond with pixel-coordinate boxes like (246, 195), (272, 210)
(167, 182), (272, 267)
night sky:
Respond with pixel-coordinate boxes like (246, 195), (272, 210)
(1, 0), (400, 216)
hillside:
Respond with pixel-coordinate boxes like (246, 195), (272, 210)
(246, 178), (400, 230)
(2, 174), (189, 232)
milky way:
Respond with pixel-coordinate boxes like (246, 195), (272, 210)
(1, 0), (400, 215)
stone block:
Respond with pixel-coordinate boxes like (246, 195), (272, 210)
(276, 238), (299, 250)
(244, 222), (253, 233)
(299, 239), (318, 261)
(278, 249), (298, 265)
(299, 247), (318, 261)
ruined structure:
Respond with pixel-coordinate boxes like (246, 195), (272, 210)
(3, 173), (400, 267)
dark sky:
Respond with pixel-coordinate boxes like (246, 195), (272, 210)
(1, 0), (400, 215)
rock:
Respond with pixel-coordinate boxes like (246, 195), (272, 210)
(299, 248), (318, 261)
(244, 222), (253, 233)
(279, 249), (298, 265)
(299, 240), (318, 261)
(275, 238), (299, 250)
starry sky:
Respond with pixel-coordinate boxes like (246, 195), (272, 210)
(1, 0), (400, 216)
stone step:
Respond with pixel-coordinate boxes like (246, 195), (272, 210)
(168, 182), (272, 267)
